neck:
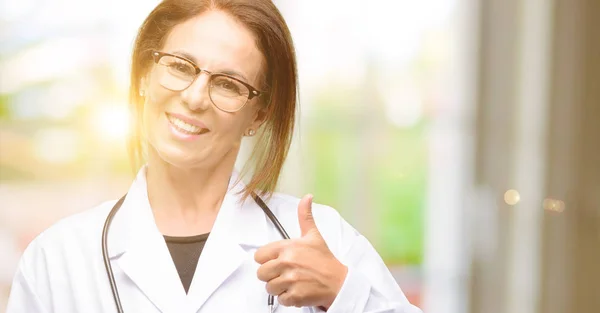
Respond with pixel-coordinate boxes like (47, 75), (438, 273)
(145, 148), (237, 236)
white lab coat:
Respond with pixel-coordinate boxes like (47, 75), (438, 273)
(7, 168), (422, 313)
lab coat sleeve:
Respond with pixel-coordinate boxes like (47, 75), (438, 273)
(314, 215), (422, 313)
(6, 239), (50, 313)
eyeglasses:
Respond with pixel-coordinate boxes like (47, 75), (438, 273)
(151, 51), (264, 112)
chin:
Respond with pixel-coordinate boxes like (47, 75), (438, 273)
(154, 143), (228, 172)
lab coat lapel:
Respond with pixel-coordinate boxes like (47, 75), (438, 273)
(107, 168), (186, 313)
(185, 175), (270, 312)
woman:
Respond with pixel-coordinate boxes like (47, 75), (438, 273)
(7, 1), (422, 312)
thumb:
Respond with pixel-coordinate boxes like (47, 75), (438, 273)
(298, 194), (317, 236)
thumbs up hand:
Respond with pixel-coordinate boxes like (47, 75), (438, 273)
(254, 195), (348, 310)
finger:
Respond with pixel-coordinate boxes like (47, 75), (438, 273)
(297, 194), (316, 236)
(265, 275), (289, 297)
(254, 240), (290, 264)
(257, 259), (284, 282)
(277, 289), (301, 308)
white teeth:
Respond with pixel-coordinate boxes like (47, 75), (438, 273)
(168, 116), (202, 134)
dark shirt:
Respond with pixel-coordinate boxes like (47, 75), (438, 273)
(164, 233), (210, 294)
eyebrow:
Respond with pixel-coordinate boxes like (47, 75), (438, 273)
(171, 49), (250, 83)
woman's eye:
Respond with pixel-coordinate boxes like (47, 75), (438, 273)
(168, 62), (193, 75)
(221, 82), (236, 91)
(216, 79), (241, 93)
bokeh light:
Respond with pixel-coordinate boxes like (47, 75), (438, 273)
(92, 104), (130, 142)
(504, 189), (521, 205)
(543, 198), (565, 213)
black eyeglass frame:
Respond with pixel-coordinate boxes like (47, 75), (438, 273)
(151, 50), (265, 112)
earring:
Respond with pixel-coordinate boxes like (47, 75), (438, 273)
(247, 129), (256, 136)
(139, 89), (145, 97)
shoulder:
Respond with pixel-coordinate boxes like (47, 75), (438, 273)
(36, 199), (117, 244)
(19, 199), (118, 268)
(10, 199), (118, 307)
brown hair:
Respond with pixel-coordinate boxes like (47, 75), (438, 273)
(128, 0), (298, 201)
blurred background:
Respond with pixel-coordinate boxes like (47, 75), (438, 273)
(0, 0), (598, 312)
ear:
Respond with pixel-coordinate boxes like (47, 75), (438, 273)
(139, 71), (152, 95)
(139, 77), (147, 95)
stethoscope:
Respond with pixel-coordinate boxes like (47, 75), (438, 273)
(102, 193), (290, 313)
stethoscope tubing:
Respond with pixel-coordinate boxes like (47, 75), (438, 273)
(101, 192), (290, 313)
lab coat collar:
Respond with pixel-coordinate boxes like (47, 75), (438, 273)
(105, 166), (271, 312)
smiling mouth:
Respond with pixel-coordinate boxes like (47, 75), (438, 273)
(166, 114), (209, 135)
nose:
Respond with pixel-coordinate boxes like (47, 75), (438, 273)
(180, 72), (212, 111)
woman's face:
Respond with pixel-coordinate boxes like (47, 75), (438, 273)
(141, 10), (266, 170)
